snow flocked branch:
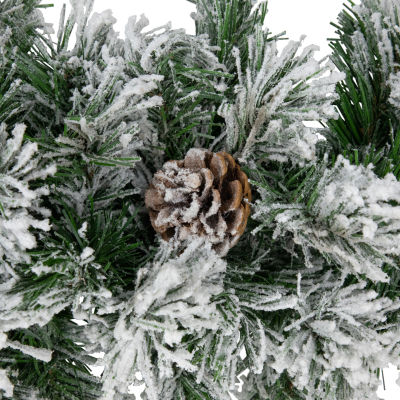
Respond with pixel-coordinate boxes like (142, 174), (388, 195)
(233, 269), (400, 400)
(79, 236), (303, 400)
(253, 155), (400, 283)
(47, 1), (227, 215)
(0, 123), (56, 398)
(0, 123), (55, 267)
(218, 27), (345, 164)
(273, 270), (400, 400)
(91, 238), (227, 400)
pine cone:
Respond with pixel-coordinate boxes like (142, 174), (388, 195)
(145, 148), (252, 255)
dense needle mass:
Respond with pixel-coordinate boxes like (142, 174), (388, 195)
(0, 0), (400, 399)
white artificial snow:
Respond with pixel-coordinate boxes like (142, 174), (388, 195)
(134, 262), (184, 317)
(31, 264), (53, 276)
(119, 133), (132, 149)
(7, 340), (53, 363)
(84, 10), (117, 51)
(0, 333), (6, 350)
(80, 247), (95, 261)
(0, 124), (55, 264)
(78, 221), (88, 238)
(125, 14), (149, 54)
(0, 369), (13, 398)
(352, 0), (400, 115)
(181, 194), (201, 223)
(266, 270), (400, 399)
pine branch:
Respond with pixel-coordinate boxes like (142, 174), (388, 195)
(0, 0), (66, 130)
(251, 155), (400, 282)
(0, 123), (55, 267)
(215, 23), (343, 160)
(326, 0), (400, 360)
(189, 0), (274, 75)
(327, 0), (400, 176)
(122, 14), (230, 162)
(0, 311), (101, 400)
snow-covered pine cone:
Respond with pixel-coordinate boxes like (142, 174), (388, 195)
(145, 148), (252, 255)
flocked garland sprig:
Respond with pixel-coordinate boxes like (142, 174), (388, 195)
(1, 1), (400, 399)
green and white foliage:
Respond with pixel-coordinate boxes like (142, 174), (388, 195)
(272, 271), (400, 400)
(346, 0), (400, 81)
(0, 123), (55, 267)
(1, 0), (400, 399)
(328, 0), (400, 159)
(253, 155), (400, 282)
(92, 239), (227, 400)
(188, 0), (269, 72)
(46, 3), (162, 212)
(0, 0), (51, 46)
(234, 269), (400, 400)
(87, 238), (299, 400)
(122, 12), (228, 160)
(45, 0), (228, 214)
(218, 31), (344, 163)
(0, 245), (111, 333)
(357, 0), (400, 87)
(0, 0), (55, 126)
(0, 311), (102, 400)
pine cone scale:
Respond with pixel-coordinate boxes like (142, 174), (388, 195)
(199, 168), (214, 201)
(204, 188), (221, 218)
(221, 180), (243, 212)
(210, 153), (228, 189)
(145, 184), (164, 210)
(238, 169), (252, 202)
(220, 151), (236, 179)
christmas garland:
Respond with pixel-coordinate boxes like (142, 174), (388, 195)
(1, 0), (400, 399)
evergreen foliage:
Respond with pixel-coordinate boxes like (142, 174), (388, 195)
(327, 0), (400, 178)
(1, 0), (400, 399)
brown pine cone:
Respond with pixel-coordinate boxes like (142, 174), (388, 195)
(144, 148), (252, 255)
